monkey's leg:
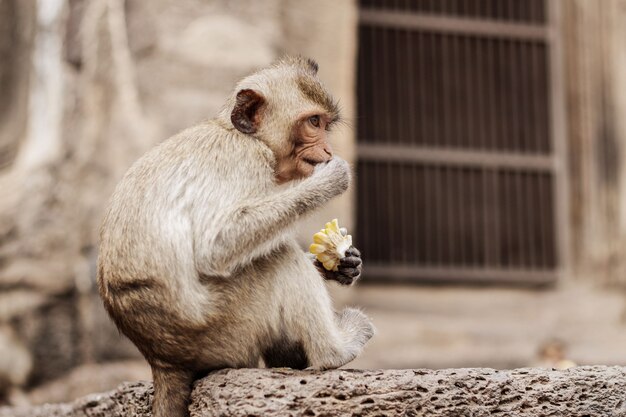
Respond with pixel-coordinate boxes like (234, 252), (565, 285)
(297, 306), (374, 370)
(151, 365), (195, 417)
(262, 338), (309, 370)
(274, 277), (373, 370)
(262, 313), (357, 371)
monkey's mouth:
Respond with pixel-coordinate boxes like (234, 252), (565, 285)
(302, 157), (326, 167)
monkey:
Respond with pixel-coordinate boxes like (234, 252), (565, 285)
(97, 56), (374, 417)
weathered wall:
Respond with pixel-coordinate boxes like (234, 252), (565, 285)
(0, 0), (357, 399)
(563, 0), (626, 283)
(2, 367), (626, 417)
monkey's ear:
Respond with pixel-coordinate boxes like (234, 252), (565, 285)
(306, 58), (319, 74)
(231, 89), (266, 134)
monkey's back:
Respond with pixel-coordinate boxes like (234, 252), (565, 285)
(97, 121), (280, 359)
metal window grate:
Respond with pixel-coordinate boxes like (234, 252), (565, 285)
(356, 0), (567, 285)
(359, 0), (546, 23)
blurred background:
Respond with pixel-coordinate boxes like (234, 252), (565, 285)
(1, 0), (626, 407)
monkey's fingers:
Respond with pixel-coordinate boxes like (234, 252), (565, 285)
(345, 246), (361, 258)
(339, 267), (360, 279)
(336, 270), (361, 286)
(340, 256), (362, 269)
(314, 259), (327, 273)
(314, 259), (338, 281)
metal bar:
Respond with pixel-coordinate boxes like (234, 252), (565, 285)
(509, 39), (520, 153)
(358, 144), (556, 170)
(486, 37), (496, 151)
(530, 173), (542, 269)
(372, 26), (384, 263)
(363, 264), (558, 286)
(513, 170), (524, 267)
(451, 36), (466, 266)
(482, 39), (493, 270)
(500, 171), (511, 267)
(381, 25), (393, 264)
(535, 172), (547, 268)
(462, 35), (475, 266)
(406, 19), (418, 265)
(396, 26), (408, 265)
(359, 9), (548, 40)
(474, 37), (490, 269)
(530, 37), (541, 154)
(518, 42), (530, 152)
(411, 164), (419, 264)
(441, 33), (453, 267)
(484, 36), (500, 268)
(356, 28), (370, 259)
(494, 0), (502, 21)
(418, 33), (432, 265)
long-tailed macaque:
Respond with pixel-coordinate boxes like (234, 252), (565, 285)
(97, 56), (374, 417)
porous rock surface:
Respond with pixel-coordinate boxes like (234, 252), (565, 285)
(1, 366), (626, 416)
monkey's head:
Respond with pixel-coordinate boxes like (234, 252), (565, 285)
(227, 56), (340, 183)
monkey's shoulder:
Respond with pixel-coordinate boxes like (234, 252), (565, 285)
(130, 122), (274, 184)
(111, 124), (275, 202)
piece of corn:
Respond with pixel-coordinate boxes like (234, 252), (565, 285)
(309, 219), (352, 271)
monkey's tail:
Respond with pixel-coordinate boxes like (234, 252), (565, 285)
(151, 366), (195, 417)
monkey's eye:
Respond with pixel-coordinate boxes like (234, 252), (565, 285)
(309, 115), (321, 128)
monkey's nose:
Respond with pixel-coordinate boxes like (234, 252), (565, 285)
(323, 143), (333, 159)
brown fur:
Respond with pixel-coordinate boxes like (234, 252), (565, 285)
(297, 76), (340, 122)
(97, 57), (374, 417)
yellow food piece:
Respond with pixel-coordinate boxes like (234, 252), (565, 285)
(308, 219), (352, 271)
(313, 232), (331, 245)
(309, 244), (326, 254)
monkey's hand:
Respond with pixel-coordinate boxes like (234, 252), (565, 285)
(315, 246), (362, 286)
(304, 157), (351, 202)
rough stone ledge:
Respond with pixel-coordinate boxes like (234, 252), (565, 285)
(1, 366), (626, 416)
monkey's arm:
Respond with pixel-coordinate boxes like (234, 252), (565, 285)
(311, 246), (362, 286)
(195, 158), (350, 277)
